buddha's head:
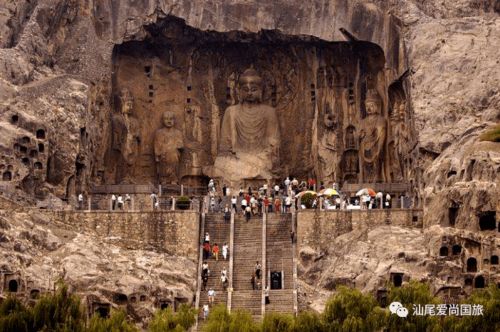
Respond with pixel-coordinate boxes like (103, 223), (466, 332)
(162, 111), (175, 128)
(120, 89), (134, 115)
(238, 67), (263, 104)
(365, 89), (382, 117)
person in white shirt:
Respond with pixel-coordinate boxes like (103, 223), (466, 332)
(274, 184), (280, 197)
(222, 243), (228, 260)
(241, 198), (248, 214)
(284, 177), (290, 194)
(231, 196), (237, 212)
(117, 195), (124, 210)
(111, 194), (117, 210)
(208, 288), (216, 304)
(285, 196), (292, 212)
(204, 232), (210, 243)
(78, 193), (84, 210)
(203, 304), (209, 320)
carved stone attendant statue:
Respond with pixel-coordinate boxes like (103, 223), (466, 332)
(209, 67), (280, 187)
(111, 89), (140, 181)
(154, 111), (184, 184)
(359, 89), (386, 182)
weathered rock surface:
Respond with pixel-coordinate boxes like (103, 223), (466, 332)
(0, 207), (196, 325)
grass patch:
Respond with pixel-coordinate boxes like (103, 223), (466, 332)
(479, 124), (500, 142)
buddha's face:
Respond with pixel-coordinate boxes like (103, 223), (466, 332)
(122, 98), (133, 115)
(239, 77), (262, 104)
(162, 112), (175, 128)
(365, 100), (380, 116)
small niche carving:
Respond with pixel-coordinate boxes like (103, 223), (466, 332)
(439, 246), (448, 256)
(11, 114), (19, 124)
(491, 255), (499, 265)
(36, 129), (46, 139)
(452, 244), (462, 255)
(30, 150), (38, 158)
(479, 211), (496, 231)
(390, 273), (404, 287)
(2, 171), (12, 181)
(38, 143), (45, 153)
(8, 279), (18, 292)
(22, 136), (30, 144)
(34, 162), (43, 170)
(474, 275), (485, 288)
(466, 257), (477, 272)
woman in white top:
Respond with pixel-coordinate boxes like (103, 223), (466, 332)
(222, 243), (229, 260)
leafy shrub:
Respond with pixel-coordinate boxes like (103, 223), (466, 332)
(176, 196), (191, 210)
(149, 304), (196, 332)
(300, 193), (316, 209)
(88, 310), (137, 332)
(479, 124), (500, 142)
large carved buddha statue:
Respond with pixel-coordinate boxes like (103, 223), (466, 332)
(359, 89), (387, 182)
(210, 67), (280, 186)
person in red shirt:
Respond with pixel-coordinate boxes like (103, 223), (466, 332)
(212, 243), (220, 261)
(274, 197), (281, 214)
(203, 242), (211, 260)
(263, 196), (269, 213)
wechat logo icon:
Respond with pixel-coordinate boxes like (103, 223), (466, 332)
(389, 302), (408, 318)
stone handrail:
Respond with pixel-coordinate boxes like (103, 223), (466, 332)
(227, 211), (235, 312)
(194, 211), (206, 329)
(261, 212), (267, 316)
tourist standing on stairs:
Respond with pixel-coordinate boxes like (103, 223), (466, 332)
(212, 243), (219, 261)
(202, 261), (209, 276)
(255, 261), (262, 279)
(208, 288), (216, 305)
(205, 232), (210, 243)
(203, 304), (209, 320)
(231, 196), (237, 212)
(222, 243), (228, 260)
(251, 274), (256, 290)
(245, 205), (252, 222)
(203, 242), (211, 260)
(264, 196), (269, 213)
(241, 198), (248, 215)
(111, 194), (116, 210)
(224, 205), (230, 223)
(202, 273), (208, 291)
(265, 286), (270, 304)
(274, 197), (281, 214)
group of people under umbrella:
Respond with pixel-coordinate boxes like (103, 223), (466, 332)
(296, 187), (394, 210)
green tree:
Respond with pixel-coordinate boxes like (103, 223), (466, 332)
(262, 312), (294, 332)
(149, 305), (196, 332)
(443, 284), (500, 332)
(293, 311), (325, 332)
(386, 281), (441, 332)
(0, 296), (33, 332)
(87, 310), (137, 332)
(202, 305), (259, 332)
(322, 286), (386, 332)
(31, 283), (85, 332)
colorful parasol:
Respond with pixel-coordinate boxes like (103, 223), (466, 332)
(355, 188), (377, 197)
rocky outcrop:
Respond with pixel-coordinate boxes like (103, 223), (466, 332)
(0, 208), (196, 325)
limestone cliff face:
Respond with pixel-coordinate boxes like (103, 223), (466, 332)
(0, 0), (498, 317)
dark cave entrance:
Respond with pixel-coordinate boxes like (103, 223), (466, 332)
(8, 280), (18, 292)
(466, 257), (477, 273)
(479, 211), (496, 231)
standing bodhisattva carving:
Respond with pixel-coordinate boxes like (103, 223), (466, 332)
(154, 111), (184, 184)
(359, 89), (386, 182)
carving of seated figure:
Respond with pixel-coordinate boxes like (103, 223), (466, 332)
(210, 67), (280, 187)
(154, 110), (184, 184)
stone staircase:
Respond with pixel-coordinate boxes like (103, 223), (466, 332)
(232, 214), (263, 319)
(198, 213), (230, 323)
(265, 213), (294, 314)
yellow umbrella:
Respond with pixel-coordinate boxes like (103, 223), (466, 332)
(318, 188), (339, 196)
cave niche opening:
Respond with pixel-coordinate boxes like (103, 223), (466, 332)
(466, 257), (477, 272)
(479, 211), (496, 231)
